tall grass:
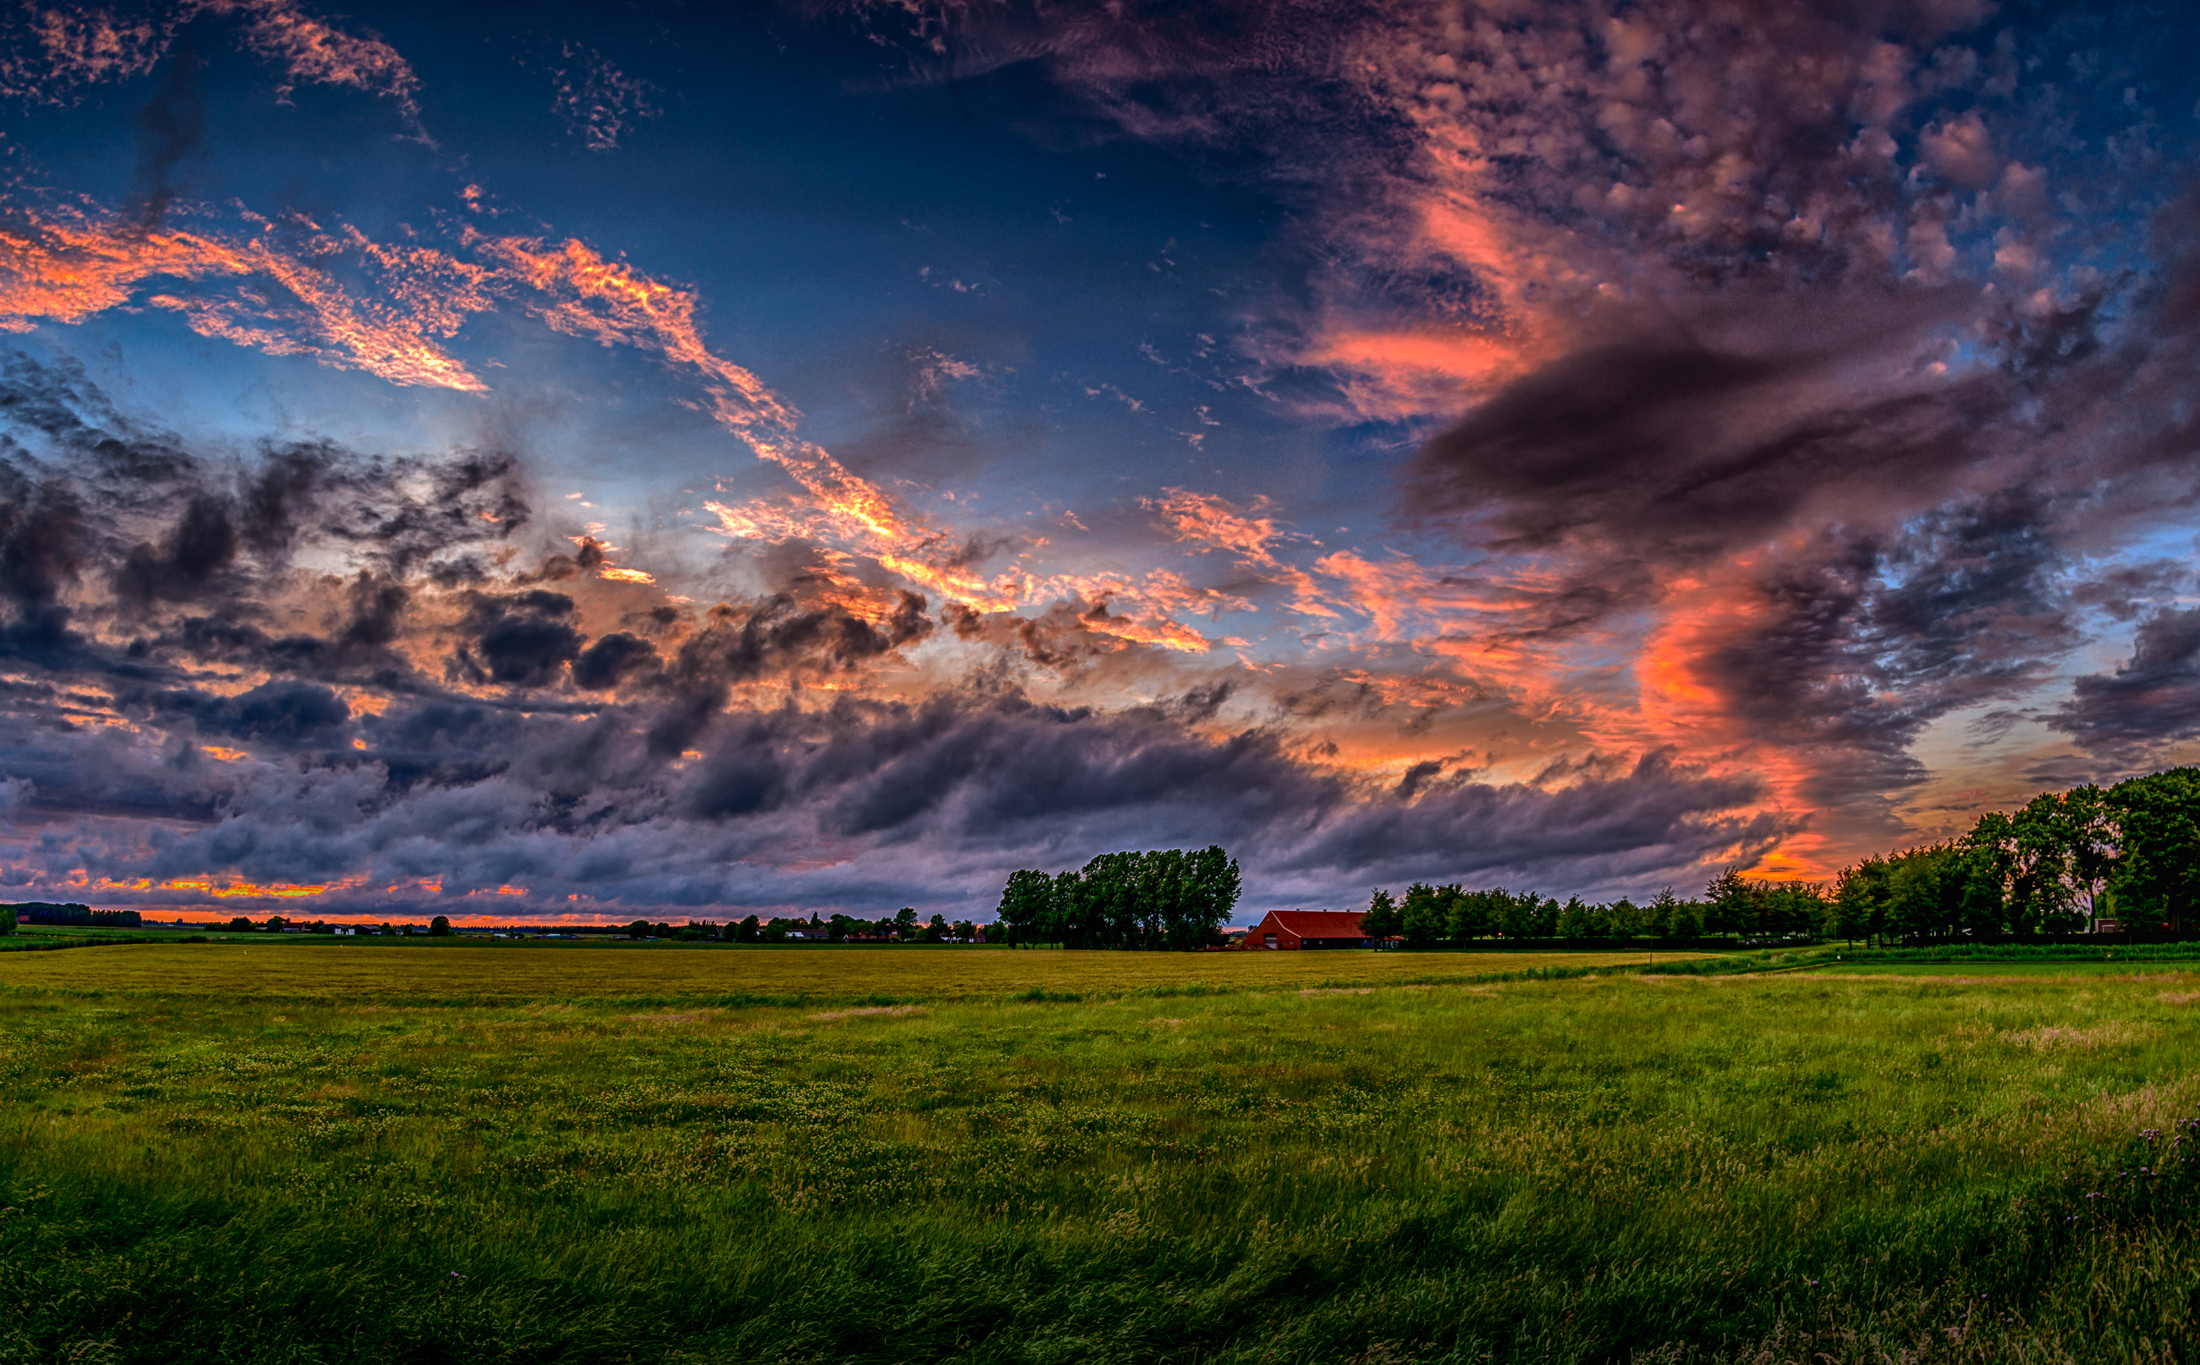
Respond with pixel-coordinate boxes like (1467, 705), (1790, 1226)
(2, 950), (2197, 1361)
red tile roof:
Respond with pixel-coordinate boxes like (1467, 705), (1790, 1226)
(1261, 910), (1377, 938)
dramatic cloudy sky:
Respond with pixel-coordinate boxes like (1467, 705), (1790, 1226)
(3, 0), (2198, 923)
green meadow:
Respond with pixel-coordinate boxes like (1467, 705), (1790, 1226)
(3, 943), (2198, 1363)
(0, 936), (1699, 1004)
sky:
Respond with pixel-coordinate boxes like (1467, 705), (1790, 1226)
(3, 0), (2199, 925)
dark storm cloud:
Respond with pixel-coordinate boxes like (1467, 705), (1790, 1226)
(2069, 561), (2188, 624)
(0, 354), (528, 649)
(1287, 748), (1787, 889)
(572, 632), (659, 690)
(1405, 322), (2007, 569)
(1689, 490), (2077, 813)
(112, 491), (239, 607)
(0, 469), (85, 650)
(136, 678), (352, 746)
(2052, 607), (2200, 756)
(1392, 169), (2200, 829)
(0, 342), (1781, 912)
(36, 681), (1774, 914)
(450, 591), (584, 688)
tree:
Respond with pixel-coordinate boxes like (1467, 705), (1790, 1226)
(1556, 896), (1590, 938)
(0, 904), (13, 935)
(1178, 846), (1240, 949)
(994, 846), (1237, 950)
(1829, 858), (1890, 944)
(894, 906), (919, 939)
(2107, 769), (2200, 932)
(1361, 888), (1402, 940)
(1050, 870), (1088, 945)
(1519, 892), (1540, 937)
(1445, 887), (1487, 940)
(1703, 868), (1754, 936)
(1965, 801), (2079, 933)
(1399, 883), (1446, 946)
(429, 915), (453, 937)
(995, 870), (1052, 946)
(2062, 784), (2119, 922)
(1606, 897), (1642, 937)
(1652, 888), (1700, 940)
(1955, 850), (2006, 936)
(1885, 844), (1970, 940)
(227, 916), (253, 933)
(1770, 882), (1828, 935)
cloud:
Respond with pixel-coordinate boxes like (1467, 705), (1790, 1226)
(0, 204), (495, 389)
(9, 0), (2200, 912)
(0, 349), (1787, 913)
(2052, 607), (2200, 757)
(138, 677), (352, 745)
(547, 42), (660, 152)
(1406, 317), (1999, 572)
(0, 0), (424, 131)
(10, 681), (1779, 915)
(0, 193), (1035, 614)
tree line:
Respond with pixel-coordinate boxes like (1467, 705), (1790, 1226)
(2, 902), (142, 929)
(1359, 765), (2200, 947)
(1826, 766), (2200, 941)
(994, 847), (1241, 949)
(711, 911), (979, 943)
(1355, 877), (1828, 945)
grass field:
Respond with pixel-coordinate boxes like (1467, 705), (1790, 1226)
(4, 942), (2198, 1363)
(0, 939), (1704, 1004)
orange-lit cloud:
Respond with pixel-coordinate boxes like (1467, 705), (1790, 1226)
(0, 0), (423, 127)
(160, 876), (360, 899)
(0, 207), (490, 388)
(216, 0), (423, 125)
(1312, 550), (1527, 643)
(1077, 606), (1211, 654)
(1149, 489), (1336, 619)
(471, 232), (993, 595)
(1308, 325), (1536, 421)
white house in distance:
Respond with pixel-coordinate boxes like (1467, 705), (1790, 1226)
(1245, 909), (1390, 949)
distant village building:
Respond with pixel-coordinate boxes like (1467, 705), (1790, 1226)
(1246, 909), (1390, 949)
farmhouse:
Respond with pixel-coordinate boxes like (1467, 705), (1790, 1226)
(1246, 909), (1389, 949)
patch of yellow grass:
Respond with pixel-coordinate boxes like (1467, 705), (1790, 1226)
(1999, 1020), (2154, 1052)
